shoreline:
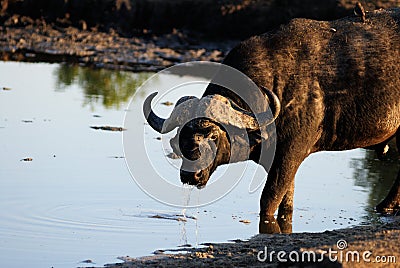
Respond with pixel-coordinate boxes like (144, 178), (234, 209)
(0, 18), (236, 72)
(106, 218), (400, 267)
(1, 0), (399, 72)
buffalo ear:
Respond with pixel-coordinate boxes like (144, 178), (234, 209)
(169, 131), (183, 157)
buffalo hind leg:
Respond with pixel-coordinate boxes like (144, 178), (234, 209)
(376, 128), (400, 213)
(365, 140), (390, 160)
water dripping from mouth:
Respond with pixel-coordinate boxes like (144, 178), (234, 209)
(182, 184), (195, 214)
(195, 189), (201, 247)
(180, 184), (195, 245)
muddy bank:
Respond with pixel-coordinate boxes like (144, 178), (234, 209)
(0, 21), (234, 71)
(0, 16), (239, 71)
(1, 1), (400, 71)
(1, 0), (400, 39)
(107, 218), (400, 267)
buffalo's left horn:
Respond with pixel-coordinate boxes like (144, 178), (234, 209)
(143, 92), (199, 133)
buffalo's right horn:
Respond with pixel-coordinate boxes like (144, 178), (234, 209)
(143, 92), (199, 133)
(232, 86), (281, 129)
(255, 86), (281, 127)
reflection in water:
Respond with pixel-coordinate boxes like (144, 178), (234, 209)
(259, 214), (292, 234)
(260, 141), (399, 234)
(54, 64), (152, 109)
(3, 61), (399, 265)
(350, 141), (399, 222)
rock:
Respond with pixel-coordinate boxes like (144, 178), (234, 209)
(90, 126), (126, 131)
(166, 152), (181, 159)
(161, 101), (174, 106)
(153, 250), (165, 255)
(80, 259), (94, 264)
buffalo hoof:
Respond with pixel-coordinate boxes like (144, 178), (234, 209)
(277, 214), (293, 234)
(259, 217), (281, 234)
(376, 144), (390, 160)
(376, 201), (400, 215)
(258, 215), (292, 234)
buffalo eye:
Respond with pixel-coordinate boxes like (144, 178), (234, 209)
(209, 133), (218, 141)
(194, 134), (203, 142)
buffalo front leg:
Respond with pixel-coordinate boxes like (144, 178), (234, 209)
(260, 156), (305, 233)
(376, 129), (400, 213)
(277, 179), (295, 233)
(259, 182), (295, 234)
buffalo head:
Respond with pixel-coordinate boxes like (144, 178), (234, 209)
(143, 87), (280, 188)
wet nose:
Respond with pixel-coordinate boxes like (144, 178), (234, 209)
(180, 170), (203, 185)
(194, 170), (203, 179)
(180, 170), (195, 184)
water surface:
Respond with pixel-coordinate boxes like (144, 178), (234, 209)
(0, 62), (398, 267)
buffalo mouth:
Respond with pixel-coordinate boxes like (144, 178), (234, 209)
(180, 170), (209, 189)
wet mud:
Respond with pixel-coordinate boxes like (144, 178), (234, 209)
(108, 218), (400, 267)
(2, 1), (399, 71)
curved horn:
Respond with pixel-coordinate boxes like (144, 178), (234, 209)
(257, 86), (281, 126)
(143, 92), (199, 133)
(143, 92), (165, 133)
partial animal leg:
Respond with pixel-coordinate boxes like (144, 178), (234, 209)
(366, 140), (390, 160)
(278, 179), (295, 216)
(259, 179), (294, 234)
(277, 179), (294, 233)
(259, 153), (305, 217)
(376, 128), (400, 213)
(259, 215), (282, 234)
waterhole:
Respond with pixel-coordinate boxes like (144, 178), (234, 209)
(0, 61), (398, 267)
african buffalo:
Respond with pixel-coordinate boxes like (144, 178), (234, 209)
(144, 8), (400, 232)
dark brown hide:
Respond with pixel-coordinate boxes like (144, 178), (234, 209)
(144, 8), (400, 232)
(207, 8), (400, 222)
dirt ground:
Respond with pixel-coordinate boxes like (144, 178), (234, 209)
(106, 218), (400, 267)
(1, 0), (400, 39)
(1, 1), (399, 72)
(0, 20), (235, 72)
